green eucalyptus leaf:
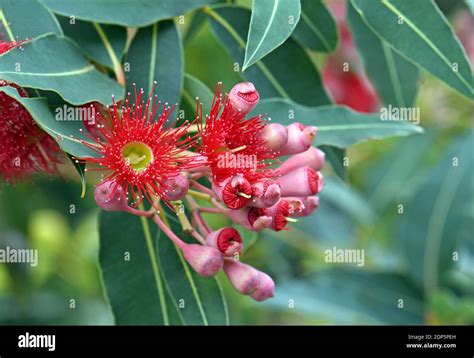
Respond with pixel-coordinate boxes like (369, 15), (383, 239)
(0, 86), (96, 158)
(99, 208), (229, 325)
(255, 98), (423, 148)
(399, 132), (474, 292)
(99, 211), (175, 324)
(125, 20), (183, 105)
(347, 2), (419, 107)
(292, 0), (338, 52)
(243, 0), (301, 71)
(267, 269), (424, 324)
(181, 73), (214, 118)
(58, 16), (126, 70)
(207, 5), (330, 106)
(157, 207), (229, 325)
(41, 0), (218, 27)
(0, 34), (123, 105)
(0, 0), (62, 39)
(351, 0), (473, 99)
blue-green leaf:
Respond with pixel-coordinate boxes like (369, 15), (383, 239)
(243, 0), (301, 70)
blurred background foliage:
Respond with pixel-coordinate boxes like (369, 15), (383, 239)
(0, 0), (473, 325)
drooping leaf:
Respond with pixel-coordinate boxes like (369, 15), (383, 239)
(351, 0), (473, 99)
(157, 207), (229, 325)
(125, 20), (183, 105)
(292, 0), (338, 52)
(399, 132), (474, 292)
(0, 86), (96, 158)
(66, 154), (87, 198)
(58, 16), (126, 71)
(41, 0), (218, 27)
(243, 0), (301, 70)
(347, 2), (419, 107)
(206, 5), (330, 106)
(0, 0), (62, 39)
(255, 98), (423, 148)
(266, 269), (424, 324)
(0, 34), (123, 105)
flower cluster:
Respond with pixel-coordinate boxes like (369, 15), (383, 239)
(81, 82), (325, 302)
(0, 40), (61, 184)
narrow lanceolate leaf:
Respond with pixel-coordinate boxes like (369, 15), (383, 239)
(125, 20), (183, 106)
(206, 5), (330, 106)
(99, 212), (174, 325)
(243, 0), (301, 71)
(0, 86), (96, 158)
(0, 0), (62, 40)
(181, 73), (214, 119)
(347, 2), (419, 107)
(99, 209), (228, 325)
(0, 34), (123, 105)
(157, 207), (229, 325)
(41, 0), (217, 27)
(292, 0), (338, 52)
(58, 16), (126, 71)
(267, 269), (424, 324)
(67, 154), (87, 198)
(351, 0), (474, 99)
(399, 133), (474, 293)
(255, 98), (423, 148)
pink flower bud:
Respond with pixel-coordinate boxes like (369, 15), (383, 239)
(267, 199), (298, 231)
(162, 173), (189, 201)
(94, 180), (128, 211)
(250, 180), (281, 208)
(224, 260), (260, 294)
(278, 147), (325, 175)
(206, 227), (243, 257)
(225, 206), (272, 231)
(279, 123), (317, 155)
(278, 166), (324, 197)
(261, 123), (288, 150)
(250, 271), (275, 302)
(228, 82), (260, 116)
(182, 244), (224, 277)
(213, 174), (252, 210)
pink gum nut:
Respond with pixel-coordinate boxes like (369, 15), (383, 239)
(286, 196), (319, 217)
(225, 206), (272, 231)
(94, 180), (128, 211)
(279, 123), (317, 156)
(228, 82), (260, 117)
(249, 180), (281, 208)
(278, 147), (325, 176)
(261, 123), (289, 151)
(162, 173), (189, 201)
(213, 174), (253, 210)
(182, 244), (224, 277)
(278, 166), (324, 197)
(250, 271), (275, 302)
(224, 260), (260, 294)
(206, 227), (243, 257)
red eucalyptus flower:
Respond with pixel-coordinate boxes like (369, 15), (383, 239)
(80, 86), (198, 206)
(197, 83), (278, 183)
(0, 40), (61, 184)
